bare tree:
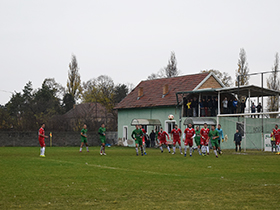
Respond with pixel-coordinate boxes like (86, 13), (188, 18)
(67, 54), (82, 102)
(235, 48), (250, 86)
(147, 51), (180, 79)
(267, 52), (280, 117)
(200, 69), (233, 87)
(164, 51), (179, 78)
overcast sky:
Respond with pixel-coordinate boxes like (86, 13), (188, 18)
(1, 0), (280, 105)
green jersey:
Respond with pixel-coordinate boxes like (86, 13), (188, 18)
(131, 129), (143, 142)
(98, 127), (106, 141)
(81, 128), (88, 142)
(208, 129), (219, 140)
(194, 130), (200, 142)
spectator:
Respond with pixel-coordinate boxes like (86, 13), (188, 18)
(228, 99), (233, 114)
(192, 98), (198, 117)
(234, 129), (242, 152)
(149, 130), (156, 147)
(203, 98), (208, 116)
(233, 98), (238, 114)
(199, 100), (205, 117)
(214, 98), (218, 116)
(222, 97), (228, 114)
(251, 102), (256, 118)
(155, 128), (158, 146)
(207, 98), (213, 116)
(211, 98), (216, 117)
(240, 99), (246, 113)
(186, 99), (192, 117)
(257, 103), (262, 118)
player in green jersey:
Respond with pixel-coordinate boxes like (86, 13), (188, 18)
(194, 126), (202, 155)
(79, 124), (89, 152)
(208, 125), (220, 158)
(98, 123), (106, 155)
(131, 125), (144, 156)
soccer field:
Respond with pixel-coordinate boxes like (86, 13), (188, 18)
(0, 147), (279, 210)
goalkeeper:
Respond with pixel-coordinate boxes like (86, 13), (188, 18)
(215, 124), (224, 154)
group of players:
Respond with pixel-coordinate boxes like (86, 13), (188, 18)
(131, 123), (224, 158)
(38, 122), (280, 158)
(271, 124), (280, 154)
(38, 123), (107, 157)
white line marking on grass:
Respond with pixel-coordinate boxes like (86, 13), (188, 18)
(37, 158), (183, 177)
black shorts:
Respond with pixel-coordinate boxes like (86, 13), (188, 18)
(235, 141), (241, 146)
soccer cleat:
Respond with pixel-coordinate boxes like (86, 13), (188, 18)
(100, 152), (103, 156)
(161, 150), (163, 153)
(87, 151), (89, 152)
(202, 153), (206, 156)
(136, 153), (138, 156)
(144, 152), (147, 155)
(184, 153), (186, 157)
(103, 153), (106, 156)
(141, 153), (144, 156)
(216, 155), (218, 158)
(79, 151), (82, 153)
(190, 155), (192, 157)
(172, 152), (175, 155)
(207, 153), (210, 155)
(40, 155), (45, 158)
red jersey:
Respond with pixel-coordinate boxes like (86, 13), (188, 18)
(158, 131), (169, 141)
(171, 128), (182, 140)
(200, 128), (210, 140)
(141, 128), (146, 141)
(184, 128), (195, 140)
(272, 129), (280, 141)
(38, 127), (45, 141)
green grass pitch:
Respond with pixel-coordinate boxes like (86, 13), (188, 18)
(0, 147), (279, 209)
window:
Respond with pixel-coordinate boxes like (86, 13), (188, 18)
(165, 120), (176, 133)
(123, 126), (128, 140)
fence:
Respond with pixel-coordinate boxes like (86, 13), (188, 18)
(0, 131), (118, 147)
(218, 113), (279, 151)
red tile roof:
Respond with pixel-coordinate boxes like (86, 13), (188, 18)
(115, 72), (209, 109)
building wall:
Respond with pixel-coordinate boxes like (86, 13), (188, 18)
(117, 106), (181, 146)
(198, 75), (222, 89)
(118, 106), (278, 150)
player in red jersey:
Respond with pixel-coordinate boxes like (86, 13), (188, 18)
(171, 124), (182, 154)
(271, 124), (280, 154)
(158, 127), (171, 153)
(184, 123), (195, 157)
(200, 123), (210, 156)
(38, 123), (48, 157)
(139, 125), (147, 155)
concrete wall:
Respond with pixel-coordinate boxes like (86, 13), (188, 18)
(0, 131), (118, 147)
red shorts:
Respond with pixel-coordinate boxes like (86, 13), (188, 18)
(160, 140), (168, 145)
(39, 139), (45, 147)
(200, 138), (209, 146)
(184, 139), (193, 147)
(173, 139), (181, 146)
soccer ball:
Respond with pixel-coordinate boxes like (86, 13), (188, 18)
(168, 114), (174, 120)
